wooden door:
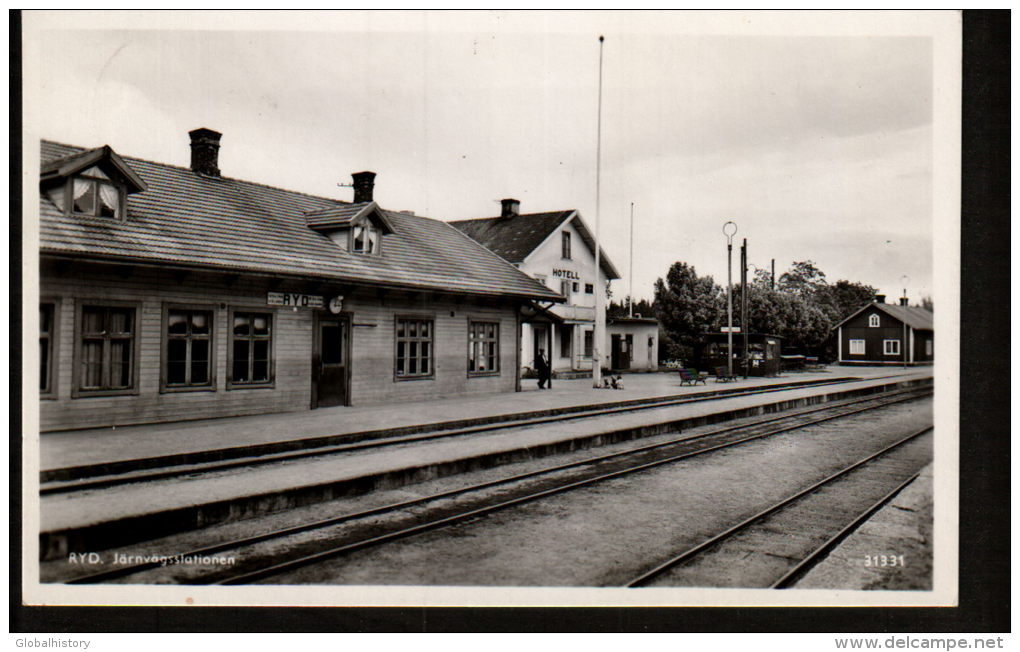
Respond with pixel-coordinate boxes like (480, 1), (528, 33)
(314, 316), (350, 408)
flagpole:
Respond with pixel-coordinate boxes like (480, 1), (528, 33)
(593, 35), (605, 389)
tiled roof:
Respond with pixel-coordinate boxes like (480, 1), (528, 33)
(832, 302), (934, 331)
(450, 210), (621, 279)
(38, 141), (561, 302)
(304, 201), (395, 234)
(449, 211), (576, 264)
(42, 145), (147, 193)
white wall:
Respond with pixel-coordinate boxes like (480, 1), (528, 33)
(519, 215), (612, 314)
(606, 322), (659, 371)
(516, 213), (615, 372)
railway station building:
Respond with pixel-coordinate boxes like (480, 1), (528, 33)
(451, 200), (650, 377)
(36, 129), (562, 432)
(832, 295), (934, 366)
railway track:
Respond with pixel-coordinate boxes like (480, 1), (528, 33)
(624, 426), (931, 588)
(60, 385), (931, 585)
(43, 375), (923, 494)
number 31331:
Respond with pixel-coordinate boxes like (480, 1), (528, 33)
(864, 554), (905, 567)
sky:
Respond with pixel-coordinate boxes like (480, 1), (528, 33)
(25, 11), (942, 304)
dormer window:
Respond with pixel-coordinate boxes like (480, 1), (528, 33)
(305, 200), (395, 256)
(72, 167), (122, 219)
(40, 145), (147, 221)
(352, 224), (380, 254)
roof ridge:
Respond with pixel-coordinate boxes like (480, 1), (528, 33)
(42, 139), (353, 207)
(449, 209), (576, 224)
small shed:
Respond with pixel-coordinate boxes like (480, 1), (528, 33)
(699, 332), (783, 377)
(607, 316), (659, 371)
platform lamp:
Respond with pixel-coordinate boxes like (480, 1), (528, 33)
(723, 221), (738, 379)
(901, 275), (909, 369)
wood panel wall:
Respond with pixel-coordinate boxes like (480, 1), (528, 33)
(40, 260), (520, 432)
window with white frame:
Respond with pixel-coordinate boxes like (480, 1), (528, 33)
(351, 224), (380, 254)
(396, 317), (433, 378)
(40, 303), (56, 394)
(561, 231), (572, 259)
(77, 305), (136, 393)
(849, 339), (865, 355)
(230, 312), (273, 386)
(868, 314), (880, 327)
(71, 166), (123, 219)
(468, 321), (499, 375)
(165, 308), (214, 389)
(883, 339), (901, 355)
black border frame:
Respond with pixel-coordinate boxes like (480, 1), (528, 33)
(10, 9), (1009, 633)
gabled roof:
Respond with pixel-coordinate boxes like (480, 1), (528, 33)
(304, 201), (395, 234)
(832, 302), (934, 331)
(449, 210), (621, 279)
(38, 140), (561, 302)
(40, 145), (148, 193)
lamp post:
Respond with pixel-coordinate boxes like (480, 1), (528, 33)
(723, 221), (738, 379)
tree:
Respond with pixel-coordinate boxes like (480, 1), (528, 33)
(920, 295), (934, 312)
(735, 283), (831, 353)
(653, 262), (724, 361)
(776, 261), (875, 325)
(607, 297), (655, 319)
(822, 279), (877, 322)
(777, 260), (827, 296)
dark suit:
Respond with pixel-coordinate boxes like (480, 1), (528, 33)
(536, 352), (551, 389)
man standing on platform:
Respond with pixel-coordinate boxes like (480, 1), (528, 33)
(536, 348), (551, 390)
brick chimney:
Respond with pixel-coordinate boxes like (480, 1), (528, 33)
(189, 128), (222, 177)
(500, 198), (520, 218)
(875, 294), (886, 304)
(900, 297), (909, 306)
(352, 171), (376, 203)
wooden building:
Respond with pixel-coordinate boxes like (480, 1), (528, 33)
(832, 295), (934, 366)
(450, 200), (623, 377)
(37, 130), (561, 432)
(606, 317), (659, 372)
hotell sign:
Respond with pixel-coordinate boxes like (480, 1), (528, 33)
(551, 268), (581, 280)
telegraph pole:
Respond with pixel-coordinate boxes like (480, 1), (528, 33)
(741, 238), (749, 379)
(628, 202), (634, 318)
(901, 275), (909, 369)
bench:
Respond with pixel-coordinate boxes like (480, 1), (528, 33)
(715, 366), (738, 383)
(679, 368), (708, 386)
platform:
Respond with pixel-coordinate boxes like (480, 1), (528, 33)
(36, 366), (933, 560)
(40, 366), (926, 473)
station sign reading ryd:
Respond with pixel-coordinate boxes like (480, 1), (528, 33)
(266, 292), (324, 309)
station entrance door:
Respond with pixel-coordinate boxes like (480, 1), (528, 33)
(314, 315), (350, 408)
(611, 334), (633, 370)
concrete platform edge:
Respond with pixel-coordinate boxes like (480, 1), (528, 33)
(39, 377), (931, 562)
(41, 376), (865, 483)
